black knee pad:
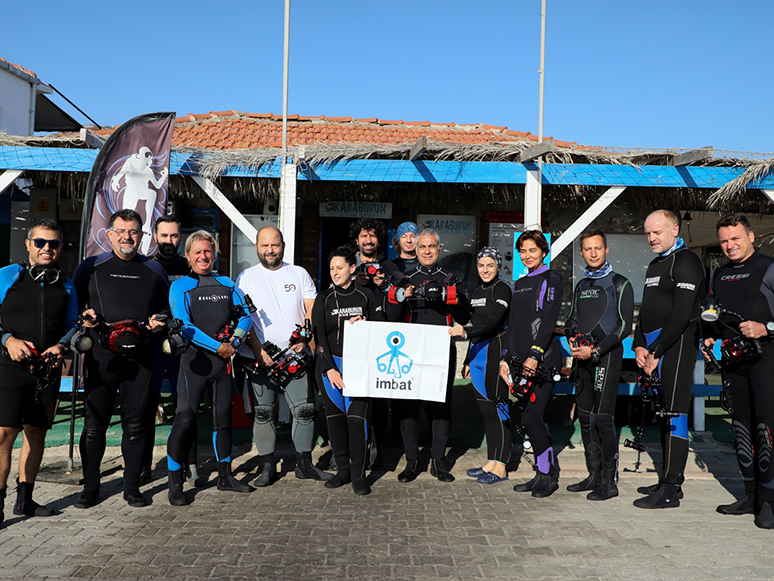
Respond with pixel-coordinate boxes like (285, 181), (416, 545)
(81, 427), (106, 446)
(123, 417), (146, 442)
(254, 405), (274, 424)
(577, 407), (593, 429)
(174, 409), (196, 433)
(595, 413), (616, 440)
(295, 404), (315, 423)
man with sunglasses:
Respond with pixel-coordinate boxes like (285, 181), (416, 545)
(0, 219), (78, 526)
(73, 209), (169, 509)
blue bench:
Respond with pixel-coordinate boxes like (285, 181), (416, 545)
(555, 336), (722, 431)
(58, 378), (173, 394)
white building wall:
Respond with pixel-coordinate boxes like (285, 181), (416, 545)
(0, 68), (34, 136)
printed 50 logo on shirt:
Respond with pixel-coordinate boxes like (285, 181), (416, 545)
(342, 321), (451, 403)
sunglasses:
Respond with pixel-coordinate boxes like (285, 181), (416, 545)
(30, 238), (62, 250)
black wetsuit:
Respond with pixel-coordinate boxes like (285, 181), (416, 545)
(0, 263), (78, 429)
(166, 273), (251, 470)
(388, 264), (470, 463)
(73, 251), (169, 499)
(502, 265), (563, 476)
(565, 269), (634, 478)
(464, 278), (512, 465)
(708, 250), (774, 504)
(151, 251), (190, 470)
(391, 256), (418, 273)
(353, 253), (395, 460)
(312, 284), (384, 482)
(633, 247), (704, 486)
(152, 252), (189, 395)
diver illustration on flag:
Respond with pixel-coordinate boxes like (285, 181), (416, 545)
(80, 111), (176, 259)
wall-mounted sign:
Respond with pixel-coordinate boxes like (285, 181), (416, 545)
(488, 222), (524, 284)
(416, 214), (476, 258)
(319, 201), (392, 219)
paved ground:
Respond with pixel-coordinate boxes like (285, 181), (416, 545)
(1, 434), (768, 581)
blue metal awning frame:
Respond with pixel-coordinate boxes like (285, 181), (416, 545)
(1, 145), (773, 189)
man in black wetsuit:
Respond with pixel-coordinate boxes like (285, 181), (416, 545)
(149, 216), (198, 483)
(0, 219), (78, 525)
(565, 229), (634, 501)
(633, 210), (704, 509)
(387, 228), (469, 483)
(350, 217), (396, 467)
(703, 213), (774, 528)
(73, 209), (169, 508)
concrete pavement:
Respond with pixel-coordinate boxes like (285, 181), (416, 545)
(0, 434), (768, 581)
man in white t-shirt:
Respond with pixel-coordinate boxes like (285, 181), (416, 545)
(236, 226), (332, 486)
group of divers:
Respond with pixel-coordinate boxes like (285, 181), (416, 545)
(3, 207), (773, 531)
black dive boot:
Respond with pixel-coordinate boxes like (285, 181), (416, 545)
(325, 471), (352, 489)
(295, 452), (334, 481)
(397, 459), (420, 483)
(566, 471), (600, 493)
(430, 458), (455, 483)
(717, 480), (755, 515)
(252, 454), (277, 488)
(217, 463), (254, 492)
(0, 486), (5, 526)
(633, 481), (681, 509)
(167, 469), (189, 506)
(513, 470), (539, 492)
(587, 464), (619, 501)
(755, 499), (774, 529)
(532, 465), (559, 498)
(13, 480), (56, 517)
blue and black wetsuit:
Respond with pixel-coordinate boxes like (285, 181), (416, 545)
(464, 278), (512, 465)
(73, 251), (169, 500)
(0, 263), (78, 429)
(312, 283), (384, 484)
(502, 265), (563, 477)
(565, 269), (634, 481)
(634, 246), (704, 487)
(166, 273), (251, 470)
(708, 250), (774, 507)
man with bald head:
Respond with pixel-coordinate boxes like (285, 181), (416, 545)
(236, 227), (331, 485)
(633, 210), (704, 509)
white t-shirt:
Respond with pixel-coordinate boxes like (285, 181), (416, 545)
(236, 261), (317, 357)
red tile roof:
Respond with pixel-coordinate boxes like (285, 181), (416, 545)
(95, 110), (576, 151)
(1, 58), (37, 78)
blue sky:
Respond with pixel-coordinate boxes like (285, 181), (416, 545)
(5, 0), (772, 154)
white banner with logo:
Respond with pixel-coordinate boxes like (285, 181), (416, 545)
(342, 321), (450, 402)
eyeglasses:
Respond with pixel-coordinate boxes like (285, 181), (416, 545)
(111, 229), (141, 238)
(29, 238), (61, 250)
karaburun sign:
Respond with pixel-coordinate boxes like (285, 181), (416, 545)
(342, 321), (451, 402)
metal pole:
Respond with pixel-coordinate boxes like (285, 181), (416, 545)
(535, 0), (547, 231)
(538, 0), (546, 145)
(282, 0), (290, 165)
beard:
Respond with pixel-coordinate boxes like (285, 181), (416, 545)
(157, 242), (178, 258)
(360, 245), (377, 258)
(259, 251), (283, 269)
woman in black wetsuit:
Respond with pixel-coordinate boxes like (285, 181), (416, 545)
(498, 231), (564, 498)
(312, 246), (384, 495)
(457, 247), (512, 484)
